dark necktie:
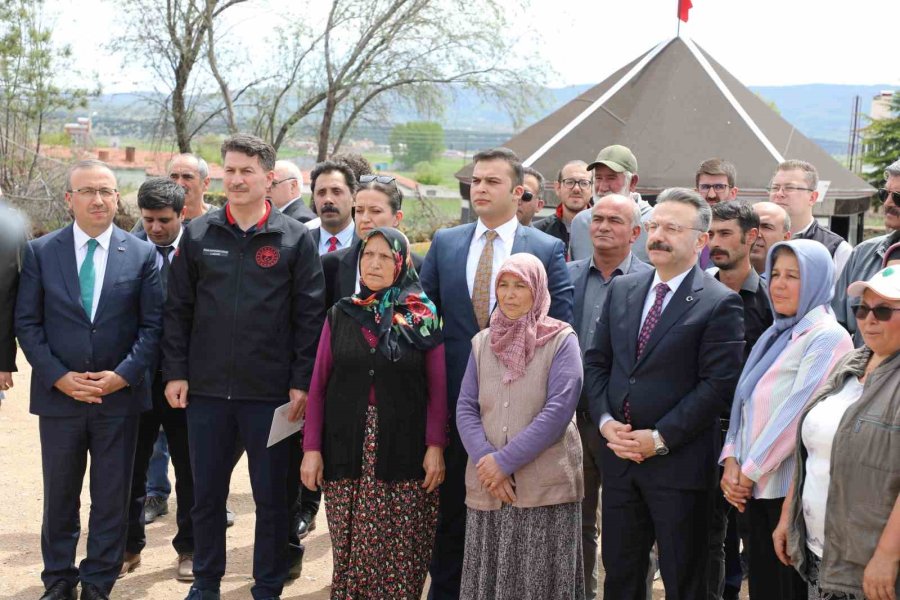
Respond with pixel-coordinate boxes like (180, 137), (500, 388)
(327, 236), (339, 253)
(624, 282), (670, 424)
(157, 246), (173, 296)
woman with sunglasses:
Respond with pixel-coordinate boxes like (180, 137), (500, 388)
(772, 265), (900, 600)
(720, 239), (853, 600)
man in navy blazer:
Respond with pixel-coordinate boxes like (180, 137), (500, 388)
(584, 188), (744, 600)
(16, 160), (163, 600)
(420, 147), (573, 600)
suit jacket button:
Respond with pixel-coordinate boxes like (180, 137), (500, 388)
(91, 328), (97, 333)
(370, 348), (376, 354)
(368, 369), (374, 376)
(629, 377), (636, 384)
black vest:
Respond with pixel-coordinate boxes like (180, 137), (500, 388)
(322, 307), (429, 482)
(795, 219), (844, 257)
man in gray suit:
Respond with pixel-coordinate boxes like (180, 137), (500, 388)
(568, 194), (651, 599)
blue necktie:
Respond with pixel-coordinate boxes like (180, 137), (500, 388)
(79, 239), (99, 319)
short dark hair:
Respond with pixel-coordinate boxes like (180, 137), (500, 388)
(711, 200), (759, 235)
(522, 167), (545, 200)
(220, 134), (276, 171)
(473, 147), (523, 187)
(67, 159), (114, 190)
(359, 177), (402, 212)
(330, 152), (373, 183)
(310, 160), (358, 195)
(138, 177), (186, 213)
(695, 158), (737, 188)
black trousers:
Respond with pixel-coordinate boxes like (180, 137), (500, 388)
(428, 427), (468, 600)
(601, 454), (713, 600)
(746, 497), (806, 600)
(285, 430), (322, 563)
(187, 396), (291, 600)
(39, 411), (140, 596)
(125, 373), (194, 555)
(707, 468), (744, 600)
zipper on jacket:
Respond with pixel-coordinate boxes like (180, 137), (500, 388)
(226, 249), (244, 400)
(854, 416), (900, 433)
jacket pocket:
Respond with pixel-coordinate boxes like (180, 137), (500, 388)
(853, 416), (899, 473)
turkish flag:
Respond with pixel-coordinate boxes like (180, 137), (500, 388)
(679, 0), (692, 22)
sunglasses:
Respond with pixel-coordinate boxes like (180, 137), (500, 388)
(359, 175), (396, 185)
(879, 189), (900, 204)
(852, 303), (900, 321)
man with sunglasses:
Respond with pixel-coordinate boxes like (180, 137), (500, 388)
(516, 167), (545, 226)
(768, 159), (851, 281)
(833, 158), (900, 346)
(534, 160), (591, 255)
(269, 160), (316, 223)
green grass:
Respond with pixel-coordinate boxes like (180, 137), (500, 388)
(363, 154), (467, 188)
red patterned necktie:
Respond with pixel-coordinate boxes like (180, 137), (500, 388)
(327, 236), (339, 253)
(624, 282), (670, 424)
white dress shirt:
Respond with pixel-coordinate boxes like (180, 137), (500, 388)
(317, 220), (355, 256)
(465, 215), (519, 314)
(73, 222), (114, 321)
(153, 227), (183, 271)
(599, 264), (694, 429)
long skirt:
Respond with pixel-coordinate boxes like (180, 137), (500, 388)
(460, 500), (585, 600)
(322, 405), (439, 600)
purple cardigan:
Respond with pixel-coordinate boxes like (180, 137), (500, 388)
(456, 334), (582, 475)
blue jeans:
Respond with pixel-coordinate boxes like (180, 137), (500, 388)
(146, 429), (171, 499)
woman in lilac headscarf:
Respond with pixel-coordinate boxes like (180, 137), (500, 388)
(456, 253), (585, 600)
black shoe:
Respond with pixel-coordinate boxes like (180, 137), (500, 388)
(79, 583), (108, 600)
(184, 587), (221, 600)
(39, 580), (76, 600)
(225, 507), (235, 528)
(296, 513), (317, 540)
(144, 495), (169, 523)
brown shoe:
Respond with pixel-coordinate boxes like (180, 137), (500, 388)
(118, 552), (141, 578)
(176, 553), (194, 581)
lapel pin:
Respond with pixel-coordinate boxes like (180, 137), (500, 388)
(686, 295), (694, 302)
(117, 246), (125, 252)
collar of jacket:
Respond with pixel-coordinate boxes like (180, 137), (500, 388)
(206, 201), (287, 235)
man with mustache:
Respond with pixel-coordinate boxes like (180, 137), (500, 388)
(16, 160), (163, 600)
(308, 160), (359, 255)
(749, 202), (791, 278)
(833, 157), (900, 346)
(534, 160), (590, 254)
(570, 145), (653, 263)
(706, 201), (773, 600)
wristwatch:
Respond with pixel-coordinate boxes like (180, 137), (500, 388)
(651, 429), (669, 456)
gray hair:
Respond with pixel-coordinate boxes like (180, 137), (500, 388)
(594, 193), (642, 228)
(169, 153), (209, 180)
(656, 187), (711, 232)
(885, 158), (900, 181)
(66, 159), (115, 190)
(274, 159), (304, 188)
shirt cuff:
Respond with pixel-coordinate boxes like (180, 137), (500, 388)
(599, 413), (614, 429)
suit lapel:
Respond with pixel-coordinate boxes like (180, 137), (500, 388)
(55, 225), (86, 319)
(634, 265), (704, 369)
(511, 224), (528, 254)
(572, 263), (589, 334)
(449, 223), (478, 327)
(93, 227), (127, 322)
(625, 272), (652, 364)
(339, 240), (360, 297)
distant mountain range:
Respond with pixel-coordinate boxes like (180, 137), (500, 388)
(87, 83), (895, 156)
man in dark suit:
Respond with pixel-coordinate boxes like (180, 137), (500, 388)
(322, 174), (423, 307)
(308, 160), (359, 254)
(270, 160), (316, 223)
(0, 190), (27, 400)
(420, 147), (574, 599)
(584, 187), (744, 600)
(567, 193), (651, 600)
(121, 178), (196, 581)
(15, 159), (163, 600)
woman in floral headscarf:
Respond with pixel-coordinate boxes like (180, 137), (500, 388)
(301, 227), (446, 599)
(456, 253), (585, 600)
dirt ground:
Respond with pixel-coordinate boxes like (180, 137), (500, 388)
(0, 359), (745, 599)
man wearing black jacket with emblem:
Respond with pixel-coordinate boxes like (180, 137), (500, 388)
(163, 134), (325, 600)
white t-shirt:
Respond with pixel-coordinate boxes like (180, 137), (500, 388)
(801, 376), (864, 557)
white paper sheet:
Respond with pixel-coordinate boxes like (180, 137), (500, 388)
(267, 402), (304, 448)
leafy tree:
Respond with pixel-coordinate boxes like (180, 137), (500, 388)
(390, 122), (444, 167)
(862, 91), (900, 191)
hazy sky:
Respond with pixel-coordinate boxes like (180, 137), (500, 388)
(48, 0), (899, 94)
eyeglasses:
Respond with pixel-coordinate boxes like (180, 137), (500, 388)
(359, 175), (396, 185)
(68, 187), (118, 200)
(271, 177), (297, 187)
(698, 183), (729, 193)
(852, 303), (900, 321)
(644, 220), (704, 235)
(878, 189), (900, 204)
(767, 184), (814, 194)
(561, 178), (591, 190)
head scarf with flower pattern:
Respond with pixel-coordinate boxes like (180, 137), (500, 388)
(336, 227), (442, 361)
